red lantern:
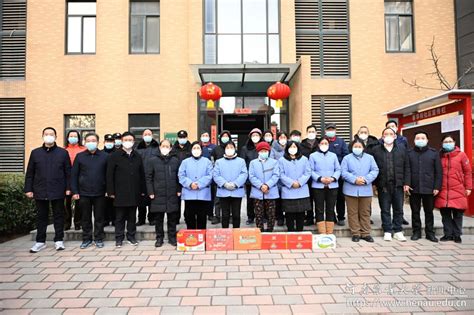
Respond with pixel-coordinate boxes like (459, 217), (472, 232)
(267, 82), (291, 108)
(199, 82), (222, 109)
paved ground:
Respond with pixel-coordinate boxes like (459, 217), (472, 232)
(1, 232), (473, 314)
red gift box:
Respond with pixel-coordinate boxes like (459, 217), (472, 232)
(206, 228), (234, 251)
(176, 229), (206, 251)
(286, 232), (313, 250)
(261, 233), (287, 250)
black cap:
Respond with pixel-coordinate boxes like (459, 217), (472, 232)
(177, 130), (188, 138)
(325, 123), (336, 129)
(113, 132), (122, 139)
(104, 134), (114, 141)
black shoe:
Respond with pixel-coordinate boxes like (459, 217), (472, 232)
(265, 229), (274, 233)
(352, 236), (360, 242)
(80, 240), (93, 249)
(208, 216), (213, 222)
(426, 235), (438, 243)
(127, 238), (139, 246)
(74, 226), (81, 231)
(361, 236), (374, 243)
(410, 234), (421, 241)
(246, 218), (254, 225)
(211, 217), (220, 225)
(454, 236), (462, 243)
(169, 239), (177, 246)
(440, 235), (453, 242)
(277, 219), (284, 226)
(370, 220), (374, 224)
(337, 220), (345, 227)
(155, 239), (163, 247)
(136, 221), (145, 226)
(402, 218), (409, 225)
(115, 241), (123, 248)
(304, 220), (313, 226)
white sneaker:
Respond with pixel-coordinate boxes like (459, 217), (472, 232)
(384, 233), (392, 241)
(393, 232), (407, 242)
(30, 242), (46, 253)
(54, 241), (65, 251)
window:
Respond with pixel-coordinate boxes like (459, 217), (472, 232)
(0, 98), (25, 172)
(130, 0), (160, 54)
(128, 114), (160, 141)
(295, 0), (350, 77)
(204, 0), (280, 64)
(384, 0), (414, 52)
(64, 114), (96, 145)
(311, 95), (352, 142)
(0, 0), (27, 79)
(66, 1), (96, 54)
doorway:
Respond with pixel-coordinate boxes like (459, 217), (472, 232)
(219, 113), (267, 151)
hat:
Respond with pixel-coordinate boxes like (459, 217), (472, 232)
(256, 142), (271, 152)
(104, 134), (114, 141)
(325, 123), (336, 130)
(177, 130), (188, 138)
(113, 132), (122, 139)
(248, 128), (262, 136)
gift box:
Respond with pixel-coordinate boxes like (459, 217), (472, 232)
(206, 228), (234, 251)
(286, 232), (313, 250)
(176, 229), (206, 252)
(261, 232), (287, 250)
(233, 228), (262, 250)
(313, 234), (337, 249)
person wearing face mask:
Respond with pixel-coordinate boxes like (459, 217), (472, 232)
(103, 134), (116, 227)
(289, 130), (302, 144)
(341, 139), (379, 242)
(263, 130), (274, 145)
(371, 127), (410, 242)
(71, 133), (108, 249)
(279, 141), (312, 232)
(210, 130), (232, 225)
(309, 137), (341, 234)
(64, 130), (85, 231)
(300, 125), (320, 226)
(25, 127), (71, 253)
(404, 131), (442, 242)
(249, 142), (280, 232)
(200, 131), (217, 160)
(271, 131), (288, 226)
(146, 139), (182, 247)
(381, 120), (408, 149)
(103, 134), (116, 154)
(240, 128), (263, 225)
(178, 142), (213, 231)
(113, 132), (123, 149)
(172, 130), (192, 162)
(354, 126), (380, 155)
(135, 129), (159, 227)
(435, 135), (472, 244)
(324, 123), (349, 227)
(106, 132), (146, 248)
(213, 141), (248, 229)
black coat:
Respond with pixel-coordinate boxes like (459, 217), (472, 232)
(300, 138), (318, 158)
(240, 139), (259, 167)
(145, 152), (181, 213)
(371, 143), (409, 189)
(136, 139), (159, 165)
(354, 135), (380, 155)
(71, 149), (108, 197)
(106, 149), (146, 207)
(24, 144), (71, 200)
(172, 141), (191, 162)
(405, 146), (443, 194)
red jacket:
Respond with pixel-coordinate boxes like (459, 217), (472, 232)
(66, 144), (85, 165)
(435, 147), (472, 210)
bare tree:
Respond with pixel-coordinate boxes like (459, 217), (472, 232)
(402, 37), (474, 91)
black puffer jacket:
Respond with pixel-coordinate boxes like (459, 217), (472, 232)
(145, 151), (181, 213)
(300, 138), (319, 158)
(136, 139), (159, 165)
(371, 143), (409, 189)
(405, 146), (443, 194)
(212, 130), (231, 162)
(240, 138), (260, 168)
(172, 140), (191, 162)
(353, 134), (380, 155)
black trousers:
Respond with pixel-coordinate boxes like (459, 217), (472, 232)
(138, 195), (155, 224)
(275, 198), (284, 221)
(104, 197), (115, 226)
(409, 193), (435, 237)
(115, 206), (137, 242)
(155, 211), (179, 241)
(286, 212), (305, 232)
(245, 184), (255, 220)
(184, 200), (209, 229)
(208, 184), (217, 217)
(64, 195), (81, 229)
(440, 207), (464, 237)
(220, 197), (242, 228)
(80, 196), (105, 242)
(35, 199), (64, 243)
(314, 188), (337, 222)
(305, 179), (315, 222)
(335, 178), (346, 221)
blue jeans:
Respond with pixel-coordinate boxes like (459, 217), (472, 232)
(377, 186), (404, 233)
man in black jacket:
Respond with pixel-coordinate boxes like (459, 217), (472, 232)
(103, 134), (116, 227)
(172, 130), (192, 162)
(300, 125), (319, 226)
(404, 131), (442, 242)
(372, 128), (410, 242)
(106, 132), (146, 248)
(72, 133), (109, 249)
(25, 127), (71, 253)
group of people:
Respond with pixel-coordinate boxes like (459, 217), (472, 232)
(24, 119), (472, 252)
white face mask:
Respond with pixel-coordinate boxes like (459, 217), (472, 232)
(160, 147), (170, 156)
(358, 133), (368, 141)
(192, 149), (202, 158)
(288, 147), (298, 155)
(43, 135), (55, 144)
(279, 139), (287, 146)
(251, 135), (261, 143)
(122, 141), (134, 149)
(307, 133), (316, 140)
(384, 136), (395, 145)
(264, 136), (273, 143)
(201, 136), (210, 143)
(225, 148), (235, 156)
(319, 145), (329, 152)
(291, 136), (301, 143)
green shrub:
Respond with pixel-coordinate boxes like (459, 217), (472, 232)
(0, 173), (36, 234)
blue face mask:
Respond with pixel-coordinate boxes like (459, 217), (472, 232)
(326, 131), (336, 138)
(178, 138), (187, 145)
(143, 135), (152, 143)
(85, 142), (98, 152)
(352, 148), (363, 156)
(105, 143), (114, 149)
(415, 139), (427, 148)
(259, 152), (269, 160)
(68, 137), (78, 145)
(442, 143), (455, 152)
(115, 140), (122, 146)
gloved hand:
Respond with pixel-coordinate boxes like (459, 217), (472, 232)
(224, 182), (236, 191)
